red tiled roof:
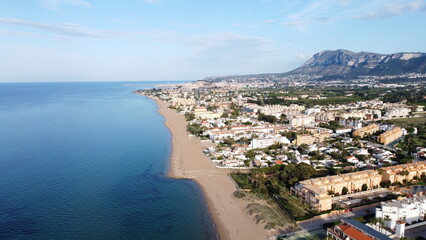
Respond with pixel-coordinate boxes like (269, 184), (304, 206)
(338, 224), (373, 240)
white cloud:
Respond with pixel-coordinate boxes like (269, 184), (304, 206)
(186, 32), (279, 62)
(260, 20), (276, 24)
(0, 29), (37, 36)
(168, 23), (201, 28)
(298, 54), (308, 60)
(39, 0), (91, 10)
(142, 0), (162, 4)
(0, 18), (122, 38)
(355, 0), (426, 19)
(280, 21), (305, 26)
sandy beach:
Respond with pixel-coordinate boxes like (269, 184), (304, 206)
(149, 96), (271, 240)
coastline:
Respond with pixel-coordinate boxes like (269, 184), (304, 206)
(147, 95), (270, 240)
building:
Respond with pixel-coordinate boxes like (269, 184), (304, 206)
(380, 161), (426, 184)
(376, 195), (426, 229)
(292, 170), (381, 211)
(258, 104), (305, 117)
(193, 107), (222, 120)
(384, 108), (410, 118)
(335, 128), (353, 135)
(288, 114), (314, 127)
(327, 219), (392, 240)
(249, 135), (290, 149)
(293, 134), (316, 146)
(293, 162), (426, 211)
(353, 124), (379, 138)
(378, 127), (403, 145)
(291, 181), (332, 211)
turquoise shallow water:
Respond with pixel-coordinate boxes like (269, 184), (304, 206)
(0, 82), (217, 240)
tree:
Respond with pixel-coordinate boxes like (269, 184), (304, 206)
(362, 184), (368, 191)
(298, 144), (309, 154)
(384, 215), (391, 228)
(406, 127), (415, 134)
(370, 217), (378, 229)
(342, 187), (349, 195)
(297, 163), (316, 181)
(184, 112), (195, 121)
(377, 217), (385, 232)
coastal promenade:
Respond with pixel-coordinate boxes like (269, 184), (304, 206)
(149, 96), (270, 240)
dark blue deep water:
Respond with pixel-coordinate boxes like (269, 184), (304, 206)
(0, 82), (217, 240)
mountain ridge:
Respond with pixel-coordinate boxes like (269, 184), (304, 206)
(287, 49), (426, 76)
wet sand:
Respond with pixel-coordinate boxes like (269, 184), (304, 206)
(149, 96), (270, 240)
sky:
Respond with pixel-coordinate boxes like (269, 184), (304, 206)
(1, 0), (426, 82)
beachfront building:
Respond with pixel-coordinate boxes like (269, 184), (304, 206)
(249, 135), (290, 149)
(292, 162), (426, 211)
(292, 170), (381, 211)
(353, 124), (379, 138)
(327, 219), (392, 240)
(291, 181), (332, 211)
(193, 107), (222, 120)
(376, 195), (426, 229)
(377, 127), (403, 145)
(380, 161), (426, 184)
(206, 125), (288, 142)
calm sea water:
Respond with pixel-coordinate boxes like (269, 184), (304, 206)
(0, 82), (217, 240)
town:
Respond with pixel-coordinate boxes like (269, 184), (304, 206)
(139, 78), (426, 240)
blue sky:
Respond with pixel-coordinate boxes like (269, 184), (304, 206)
(1, 0), (426, 82)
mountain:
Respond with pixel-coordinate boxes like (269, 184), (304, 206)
(287, 49), (426, 76)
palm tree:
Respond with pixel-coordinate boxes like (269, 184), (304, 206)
(377, 217), (385, 232)
(370, 217), (378, 230)
(384, 215), (391, 228)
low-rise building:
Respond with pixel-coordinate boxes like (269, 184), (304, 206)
(249, 135), (290, 149)
(376, 195), (426, 229)
(384, 107), (410, 118)
(327, 219), (392, 240)
(377, 127), (403, 145)
(294, 134), (316, 146)
(288, 114), (314, 127)
(292, 170), (381, 211)
(353, 124), (379, 138)
(380, 161), (426, 184)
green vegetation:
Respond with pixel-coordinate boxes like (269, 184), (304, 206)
(233, 190), (293, 230)
(319, 120), (343, 131)
(186, 123), (205, 136)
(230, 163), (321, 220)
(384, 115), (426, 154)
(258, 112), (278, 123)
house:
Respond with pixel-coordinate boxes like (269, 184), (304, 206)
(376, 195), (426, 229)
(346, 156), (359, 164)
(327, 219), (392, 240)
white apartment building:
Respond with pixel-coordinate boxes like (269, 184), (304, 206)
(288, 114), (314, 127)
(384, 108), (411, 119)
(376, 195), (426, 229)
(258, 104), (305, 117)
(249, 135), (290, 149)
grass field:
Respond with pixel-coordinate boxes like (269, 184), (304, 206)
(384, 116), (426, 126)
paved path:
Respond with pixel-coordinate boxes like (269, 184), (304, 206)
(297, 203), (380, 231)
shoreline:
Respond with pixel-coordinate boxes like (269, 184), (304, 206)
(146, 95), (270, 240)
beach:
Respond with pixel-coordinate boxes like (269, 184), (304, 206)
(150, 96), (271, 240)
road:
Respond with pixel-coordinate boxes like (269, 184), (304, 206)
(297, 203), (381, 232)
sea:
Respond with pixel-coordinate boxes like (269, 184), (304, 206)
(0, 81), (218, 240)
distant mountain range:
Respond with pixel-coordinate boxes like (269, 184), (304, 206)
(287, 49), (426, 76)
(203, 49), (426, 82)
